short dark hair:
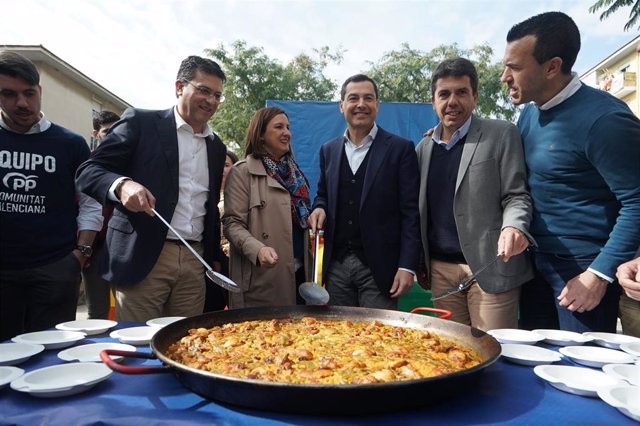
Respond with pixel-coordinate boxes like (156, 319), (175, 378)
(176, 55), (226, 83)
(244, 107), (288, 158)
(92, 110), (120, 131)
(226, 149), (239, 165)
(340, 74), (379, 100)
(506, 11), (580, 74)
(431, 57), (478, 97)
(0, 51), (40, 86)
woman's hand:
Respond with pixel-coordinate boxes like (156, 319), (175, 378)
(257, 246), (279, 268)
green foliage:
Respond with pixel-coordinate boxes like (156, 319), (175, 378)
(366, 42), (517, 121)
(589, 0), (640, 31)
(205, 41), (343, 155)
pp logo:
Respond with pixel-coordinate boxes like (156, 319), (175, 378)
(2, 172), (38, 192)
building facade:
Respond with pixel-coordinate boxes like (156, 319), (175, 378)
(2, 45), (131, 147)
(581, 36), (639, 117)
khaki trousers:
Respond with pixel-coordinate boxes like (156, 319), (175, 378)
(114, 241), (206, 322)
(430, 259), (520, 331)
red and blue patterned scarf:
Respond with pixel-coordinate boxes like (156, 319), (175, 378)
(262, 153), (311, 228)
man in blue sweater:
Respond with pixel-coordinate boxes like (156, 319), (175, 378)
(0, 51), (103, 340)
(501, 12), (640, 333)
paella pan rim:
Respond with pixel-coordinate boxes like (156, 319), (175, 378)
(149, 305), (501, 414)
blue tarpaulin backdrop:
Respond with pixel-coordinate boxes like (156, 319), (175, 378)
(265, 100), (438, 199)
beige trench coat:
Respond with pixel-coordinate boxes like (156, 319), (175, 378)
(223, 155), (309, 308)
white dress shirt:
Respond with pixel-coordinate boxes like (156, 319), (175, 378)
(343, 123), (378, 174)
(170, 108), (210, 241)
(431, 115), (473, 149)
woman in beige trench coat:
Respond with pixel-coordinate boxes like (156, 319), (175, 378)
(223, 107), (312, 308)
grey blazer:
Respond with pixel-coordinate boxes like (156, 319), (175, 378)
(416, 116), (534, 293)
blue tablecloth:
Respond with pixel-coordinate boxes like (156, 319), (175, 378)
(0, 323), (635, 426)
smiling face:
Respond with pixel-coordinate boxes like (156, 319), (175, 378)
(340, 81), (379, 137)
(262, 113), (291, 160)
(501, 35), (549, 106)
(0, 74), (42, 133)
(175, 70), (223, 133)
(432, 75), (477, 140)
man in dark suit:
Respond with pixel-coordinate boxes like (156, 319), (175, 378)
(309, 74), (420, 309)
(416, 58), (532, 331)
(76, 56), (227, 322)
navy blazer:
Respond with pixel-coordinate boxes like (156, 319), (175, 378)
(313, 127), (421, 293)
(76, 108), (226, 286)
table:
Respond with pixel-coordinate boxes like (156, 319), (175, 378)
(1, 323), (635, 426)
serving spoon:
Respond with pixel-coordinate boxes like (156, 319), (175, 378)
(299, 230), (330, 305)
(431, 254), (502, 301)
(151, 208), (241, 293)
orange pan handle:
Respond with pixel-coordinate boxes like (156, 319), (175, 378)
(410, 307), (452, 319)
(100, 349), (171, 374)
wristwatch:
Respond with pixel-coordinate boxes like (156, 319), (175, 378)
(76, 244), (93, 257)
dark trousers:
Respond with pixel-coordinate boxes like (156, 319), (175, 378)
(519, 252), (620, 333)
(82, 246), (112, 319)
(204, 254), (228, 313)
(0, 252), (81, 341)
(325, 253), (397, 310)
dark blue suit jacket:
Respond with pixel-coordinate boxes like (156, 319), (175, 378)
(312, 126), (421, 292)
(76, 108), (226, 286)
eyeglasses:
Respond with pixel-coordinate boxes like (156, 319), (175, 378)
(182, 80), (225, 103)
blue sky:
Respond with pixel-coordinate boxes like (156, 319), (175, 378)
(1, 0), (635, 109)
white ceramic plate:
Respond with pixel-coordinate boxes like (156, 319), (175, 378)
(58, 342), (136, 363)
(559, 346), (635, 368)
(0, 343), (45, 366)
(598, 385), (640, 422)
(0, 366), (24, 389)
(12, 330), (86, 350)
(534, 365), (622, 397)
(56, 319), (118, 336)
(146, 316), (185, 328)
(620, 342), (640, 358)
(532, 329), (593, 346)
(487, 329), (544, 345)
(10, 362), (112, 398)
(500, 344), (562, 366)
(110, 326), (158, 345)
(602, 364), (640, 386)
(583, 332), (640, 350)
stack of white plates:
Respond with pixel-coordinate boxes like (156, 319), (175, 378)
(58, 342), (136, 363)
(0, 366), (24, 389)
(559, 346), (635, 368)
(10, 362), (112, 397)
(110, 326), (158, 345)
(487, 329), (545, 345)
(533, 365), (622, 397)
(0, 342), (45, 366)
(56, 319), (118, 336)
(583, 332), (640, 350)
(12, 330), (86, 350)
(146, 316), (185, 328)
(532, 329), (593, 346)
(500, 344), (562, 366)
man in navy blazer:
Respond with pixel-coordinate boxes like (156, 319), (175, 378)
(309, 74), (421, 309)
(76, 56), (227, 321)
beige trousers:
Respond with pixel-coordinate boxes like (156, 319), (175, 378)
(114, 241), (206, 322)
(430, 259), (520, 331)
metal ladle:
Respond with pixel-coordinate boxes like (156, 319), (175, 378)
(299, 230), (330, 305)
(151, 208), (241, 293)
